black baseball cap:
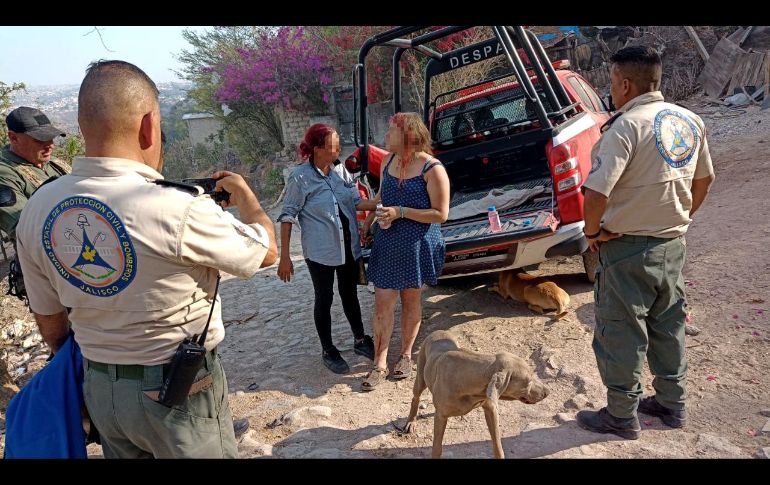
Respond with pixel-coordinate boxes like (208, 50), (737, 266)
(6, 106), (66, 141)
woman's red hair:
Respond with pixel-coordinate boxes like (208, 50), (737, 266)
(298, 123), (335, 162)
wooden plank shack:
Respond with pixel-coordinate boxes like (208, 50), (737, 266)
(726, 50), (767, 97)
(698, 37), (745, 97)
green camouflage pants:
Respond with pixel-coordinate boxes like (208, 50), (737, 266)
(83, 350), (238, 458)
(592, 234), (688, 419)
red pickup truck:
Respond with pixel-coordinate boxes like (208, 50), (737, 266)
(347, 26), (611, 282)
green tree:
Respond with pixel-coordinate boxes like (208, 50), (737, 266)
(175, 27), (283, 160)
(161, 96), (197, 144)
(53, 133), (85, 163)
(0, 81), (27, 146)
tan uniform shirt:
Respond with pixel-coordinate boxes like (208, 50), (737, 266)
(16, 157), (269, 365)
(583, 91), (714, 238)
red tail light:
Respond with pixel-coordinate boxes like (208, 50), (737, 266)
(549, 139), (581, 193)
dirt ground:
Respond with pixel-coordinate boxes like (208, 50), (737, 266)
(226, 102), (770, 459)
(1, 99), (769, 459)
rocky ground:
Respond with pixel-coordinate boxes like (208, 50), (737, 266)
(1, 99), (769, 459)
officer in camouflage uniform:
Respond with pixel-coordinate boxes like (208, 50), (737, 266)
(577, 46), (715, 440)
(1, 106), (70, 249)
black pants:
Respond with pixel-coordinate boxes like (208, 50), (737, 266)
(306, 249), (365, 352)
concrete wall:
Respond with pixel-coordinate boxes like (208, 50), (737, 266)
(276, 106), (313, 151)
(186, 116), (223, 147)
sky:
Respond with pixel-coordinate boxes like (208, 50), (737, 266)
(0, 26), (209, 86)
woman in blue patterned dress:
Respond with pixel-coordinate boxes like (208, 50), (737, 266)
(361, 112), (450, 391)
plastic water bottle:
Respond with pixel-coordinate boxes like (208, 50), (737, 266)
(377, 203), (391, 229)
(488, 205), (502, 233)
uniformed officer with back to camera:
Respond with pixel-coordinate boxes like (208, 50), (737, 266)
(576, 46), (715, 441)
(15, 59), (278, 458)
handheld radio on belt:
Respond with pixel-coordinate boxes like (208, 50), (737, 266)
(157, 274), (221, 406)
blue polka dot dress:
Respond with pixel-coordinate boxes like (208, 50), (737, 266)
(367, 155), (446, 289)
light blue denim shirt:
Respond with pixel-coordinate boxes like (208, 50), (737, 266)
(278, 161), (362, 266)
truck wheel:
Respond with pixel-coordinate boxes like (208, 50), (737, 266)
(582, 251), (599, 283)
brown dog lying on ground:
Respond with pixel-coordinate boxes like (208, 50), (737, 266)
(489, 269), (570, 320)
(400, 330), (549, 458)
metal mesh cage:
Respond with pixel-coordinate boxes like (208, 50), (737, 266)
(432, 83), (554, 144)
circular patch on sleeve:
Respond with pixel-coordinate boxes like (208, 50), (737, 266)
(654, 109), (699, 168)
(41, 196), (136, 297)
(590, 156), (602, 175)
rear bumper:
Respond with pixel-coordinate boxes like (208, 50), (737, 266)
(439, 221), (586, 278)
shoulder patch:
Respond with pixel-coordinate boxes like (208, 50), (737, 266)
(590, 156), (602, 175)
(42, 196), (137, 297)
(653, 109), (699, 168)
(152, 179), (204, 196)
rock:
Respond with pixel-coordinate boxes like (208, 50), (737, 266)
(565, 394), (593, 410)
(281, 406), (332, 426)
(307, 406), (332, 417)
(724, 93), (750, 107)
(352, 433), (390, 451)
(419, 402), (428, 410)
(531, 347), (560, 378)
(756, 447), (770, 459)
(547, 356), (559, 369)
(13, 319), (26, 338)
(762, 418), (770, 435)
(235, 391), (245, 397)
(554, 412), (572, 424)
(238, 431), (273, 457)
(22, 335), (40, 349)
(685, 324), (702, 336)
(760, 409), (770, 418)
(695, 434), (742, 456)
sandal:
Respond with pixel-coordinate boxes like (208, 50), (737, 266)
(361, 367), (388, 391)
(391, 355), (412, 380)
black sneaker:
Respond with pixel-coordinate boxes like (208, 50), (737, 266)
(233, 418), (250, 439)
(353, 335), (375, 361)
(576, 407), (641, 440)
(638, 395), (687, 428)
(322, 347), (350, 374)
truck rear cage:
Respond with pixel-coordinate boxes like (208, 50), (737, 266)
(353, 25), (578, 175)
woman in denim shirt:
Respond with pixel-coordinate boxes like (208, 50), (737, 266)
(277, 124), (378, 374)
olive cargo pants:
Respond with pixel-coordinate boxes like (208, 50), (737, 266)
(83, 350), (238, 458)
(592, 235), (688, 419)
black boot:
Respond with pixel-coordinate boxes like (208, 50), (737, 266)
(322, 347), (350, 374)
(638, 395), (687, 428)
(353, 335), (375, 360)
(576, 407), (641, 440)
(233, 418), (250, 439)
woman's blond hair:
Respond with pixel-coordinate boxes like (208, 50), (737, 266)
(389, 112), (433, 156)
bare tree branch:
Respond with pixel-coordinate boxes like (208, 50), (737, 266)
(84, 27), (116, 53)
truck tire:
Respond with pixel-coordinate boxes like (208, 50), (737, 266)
(582, 251), (599, 283)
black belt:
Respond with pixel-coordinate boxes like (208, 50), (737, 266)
(85, 347), (217, 380)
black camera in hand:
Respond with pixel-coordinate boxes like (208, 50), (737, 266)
(183, 178), (230, 204)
